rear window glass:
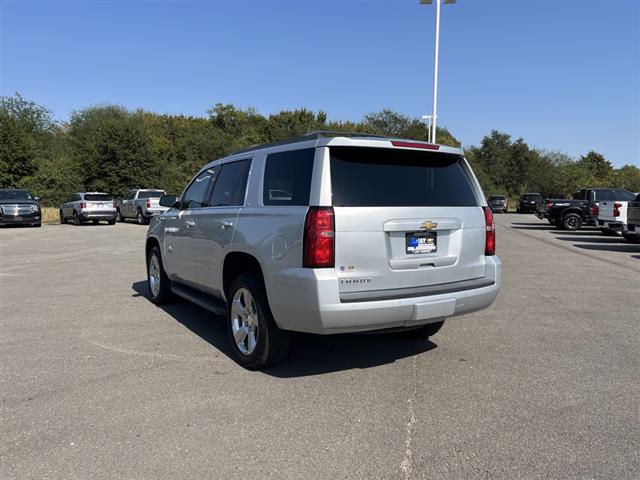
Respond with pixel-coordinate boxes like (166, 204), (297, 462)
(613, 190), (637, 201)
(84, 194), (112, 201)
(489, 196), (505, 200)
(329, 147), (478, 207)
(263, 149), (315, 206)
(523, 194), (540, 201)
(137, 191), (165, 199)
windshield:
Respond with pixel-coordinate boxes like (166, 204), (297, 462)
(0, 190), (32, 201)
(84, 194), (112, 201)
(137, 190), (165, 199)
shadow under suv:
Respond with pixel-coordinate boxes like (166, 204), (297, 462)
(145, 133), (502, 369)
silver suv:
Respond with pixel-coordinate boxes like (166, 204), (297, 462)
(60, 192), (116, 225)
(145, 133), (501, 369)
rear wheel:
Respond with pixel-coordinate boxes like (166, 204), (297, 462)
(147, 246), (172, 304)
(137, 210), (149, 225)
(623, 232), (640, 243)
(403, 321), (445, 340)
(562, 213), (582, 230)
(73, 212), (81, 226)
(600, 228), (619, 236)
(108, 219), (116, 225)
(227, 273), (291, 370)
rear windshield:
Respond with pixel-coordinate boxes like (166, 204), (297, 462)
(137, 191), (165, 199)
(84, 194), (112, 201)
(329, 147), (478, 207)
(489, 196), (505, 200)
(0, 190), (32, 201)
(523, 194), (541, 201)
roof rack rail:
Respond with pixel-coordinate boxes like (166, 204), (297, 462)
(230, 130), (386, 156)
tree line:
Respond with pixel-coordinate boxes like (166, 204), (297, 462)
(1, 93), (638, 207)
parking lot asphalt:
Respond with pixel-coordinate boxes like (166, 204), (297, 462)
(1, 214), (639, 480)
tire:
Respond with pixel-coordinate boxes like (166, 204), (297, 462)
(73, 212), (81, 226)
(108, 219), (116, 225)
(137, 209), (149, 225)
(92, 220), (99, 224)
(403, 321), (445, 340)
(562, 213), (582, 231)
(623, 232), (640, 244)
(34, 223), (41, 228)
(116, 209), (123, 223)
(59, 210), (66, 224)
(600, 228), (619, 236)
(227, 273), (291, 370)
(147, 246), (172, 304)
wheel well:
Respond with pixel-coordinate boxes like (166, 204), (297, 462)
(146, 237), (160, 260)
(223, 252), (264, 297)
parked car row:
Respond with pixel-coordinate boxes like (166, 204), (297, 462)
(58, 189), (169, 226)
(534, 188), (639, 243)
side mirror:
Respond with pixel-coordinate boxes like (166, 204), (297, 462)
(159, 194), (179, 208)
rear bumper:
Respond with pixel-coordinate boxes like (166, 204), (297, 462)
(268, 257), (502, 334)
(80, 211), (116, 221)
(518, 204), (537, 212)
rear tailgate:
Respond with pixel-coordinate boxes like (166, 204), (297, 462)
(84, 194), (115, 212)
(599, 201), (627, 224)
(329, 146), (488, 297)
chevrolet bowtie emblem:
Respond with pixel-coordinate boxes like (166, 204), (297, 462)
(420, 221), (438, 230)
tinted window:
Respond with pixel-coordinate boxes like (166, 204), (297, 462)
(330, 147), (478, 207)
(138, 190), (165, 199)
(489, 196), (505, 201)
(182, 169), (215, 209)
(613, 190), (637, 201)
(0, 190), (31, 200)
(522, 194), (540, 201)
(84, 194), (112, 201)
(125, 191), (135, 200)
(263, 149), (315, 206)
(210, 160), (251, 207)
(595, 189), (616, 201)
(72, 194), (81, 202)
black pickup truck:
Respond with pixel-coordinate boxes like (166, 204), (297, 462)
(537, 188), (608, 231)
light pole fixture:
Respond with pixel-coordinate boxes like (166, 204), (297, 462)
(420, 0), (456, 143)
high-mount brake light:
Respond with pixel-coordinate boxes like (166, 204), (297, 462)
(482, 207), (495, 256)
(303, 207), (335, 268)
(391, 141), (440, 150)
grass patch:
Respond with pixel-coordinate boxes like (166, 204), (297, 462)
(41, 207), (59, 224)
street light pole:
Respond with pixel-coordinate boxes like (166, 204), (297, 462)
(420, 0), (455, 144)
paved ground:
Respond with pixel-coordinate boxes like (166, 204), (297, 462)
(1, 214), (639, 480)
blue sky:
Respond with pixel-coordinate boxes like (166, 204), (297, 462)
(1, 0), (639, 167)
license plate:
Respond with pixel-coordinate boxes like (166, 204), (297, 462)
(406, 231), (437, 254)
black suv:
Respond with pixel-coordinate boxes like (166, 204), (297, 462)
(0, 189), (41, 227)
(517, 193), (542, 213)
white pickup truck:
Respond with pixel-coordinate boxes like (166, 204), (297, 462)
(597, 189), (638, 239)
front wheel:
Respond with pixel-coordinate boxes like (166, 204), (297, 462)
(227, 273), (291, 370)
(147, 246), (172, 304)
(403, 321), (445, 340)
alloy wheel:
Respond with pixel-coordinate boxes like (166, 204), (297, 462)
(230, 288), (259, 355)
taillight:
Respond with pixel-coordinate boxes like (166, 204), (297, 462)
(614, 202), (622, 217)
(146, 200), (151, 208)
(545, 202), (553, 211)
(80, 202), (86, 209)
(303, 207), (335, 268)
(591, 204), (599, 217)
(483, 207), (495, 256)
